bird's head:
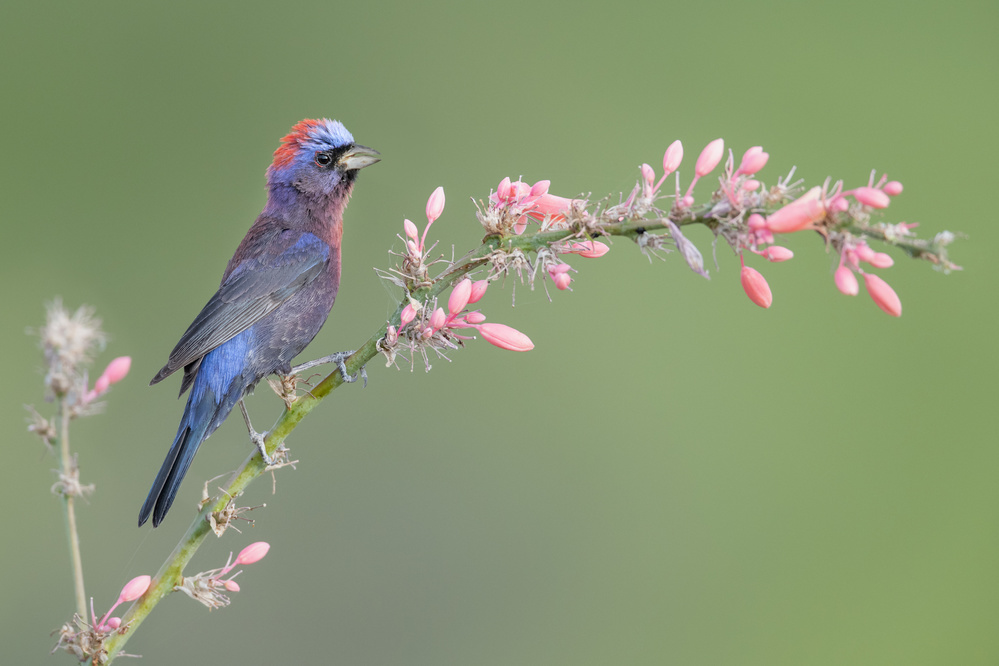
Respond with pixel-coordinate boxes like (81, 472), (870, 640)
(266, 118), (380, 198)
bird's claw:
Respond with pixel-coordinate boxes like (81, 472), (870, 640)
(251, 429), (274, 465)
(292, 350), (367, 388)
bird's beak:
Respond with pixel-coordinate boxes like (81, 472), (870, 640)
(340, 144), (381, 171)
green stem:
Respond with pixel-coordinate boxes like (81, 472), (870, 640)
(57, 397), (88, 622)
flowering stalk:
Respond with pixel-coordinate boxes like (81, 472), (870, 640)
(102, 139), (958, 662)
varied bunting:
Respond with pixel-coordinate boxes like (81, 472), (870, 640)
(139, 118), (379, 527)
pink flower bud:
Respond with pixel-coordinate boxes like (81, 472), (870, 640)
(118, 575), (151, 603)
(478, 323), (534, 352)
(662, 140), (683, 176)
(863, 273), (902, 316)
(103, 356), (131, 384)
(385, 325), (398, 345)
(747, 213), (767, 230)
(513, 215), (529, 235)
(553, 273), (572, 290)
(426, 186), (446, 223)
(430, 307), (446, 330)
(829, 196), (850, 213)
(402, 304), (421, 328)
(407, 239), (419, 256)
(93, 375), (110, 396)
(496, 177), (512, 202)
(224, 580), (241, 592)
(563, 240), (609, 258)
(763, 246), (794, 262)
(422, 326), (434, 339)
(235, 541), (270, 566)
(736, 146), (769, 176)
(641, 163), (655, 188)
(868, 252), (894, 269)
(742, 179), (761, 191)
(403, 219), (419, 241)
(883, 181), (903, 196)
(853, 187), (890, 209)
(681, 195), (695, 208)
(547, 263), (572, 279)
(695, 138), (724, 177)
(765, 194), (826, 233)
(530, 180), (550, 197)
(448, 279), (472, 315)
(834, 265), (859, 295)
(532, 193), (576, 217)
(468, 280), (489, 304)
(740, 265), (773, 309)
(106, 617), (122, 630)
(464, 311), (486, 324)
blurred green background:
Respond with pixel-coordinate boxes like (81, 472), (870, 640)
(3, 1), (996, 664)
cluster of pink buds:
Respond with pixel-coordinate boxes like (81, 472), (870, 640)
(380, 277), (534, 371)
(94, 574), (150, 632)
(52, 574), (152, 660)
(755, 172), (907, 315)
(175, 541), (270, 610)
(398, 186), (446, 285)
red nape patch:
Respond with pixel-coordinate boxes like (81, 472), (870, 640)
(272, 119), (323, 169)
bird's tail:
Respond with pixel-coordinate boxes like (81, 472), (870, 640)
(138, 376), (243, 527)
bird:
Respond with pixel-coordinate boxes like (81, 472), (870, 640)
(138, 118), (379, 527)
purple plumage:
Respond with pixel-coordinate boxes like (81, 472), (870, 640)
(139, 119), (379, 527)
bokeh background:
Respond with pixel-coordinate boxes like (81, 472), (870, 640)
(3, 1), (996, 664)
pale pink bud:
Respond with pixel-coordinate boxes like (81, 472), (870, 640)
(118, 575), (151, 603)
(448, 279), (472, 315)
(497, 177), (512, 202)
(530, 180), (550, 197)
(464, 311), (486, 324)
(430, 307), (446, 330)
(829, 197), (850, 213)
(871, 252), (894, 268)
(478, 323), (534, 352)
(400, 304), (418, 327)
(532, 193), (576, 217)
(106, 617), (122, 630)
(742, 179), (761, 191)
(553, 273), (572, 290)
(103, 356), (131, 384)
(747, 213), (767, 230)
(403, 219), (419, 241)
(883, 181), (903, 196)
(468, 280), (489, 304)
(835, 265), (859, 295)
(407, 239), (419, 256)
(385, 325), (398, 345)
(695, 138), (724, 177)
(662, 140), (683, 175)
(863, 273), (902, 317)
(235, 541), (270, 566)
(765, 195), (826, 233)
(736, 146), (769, 176)
(740, 265), (773, 309)
(422, 326), (434, 339)
(547, 263), (572, 279)
(853, 186), (890, 209)
(641, 163), (655, 188)
(764, 246), (794, 262)
(224, 580), (241, 592)
(513, 215), (529, 235)
(425, 186), (446, 223)
(681, 195), (695, 208)
(563, 240), (609, 258)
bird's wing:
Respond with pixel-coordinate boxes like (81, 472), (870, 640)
(150, 232), (330, 386)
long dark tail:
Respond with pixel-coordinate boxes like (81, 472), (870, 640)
(139, 377), (243, 527)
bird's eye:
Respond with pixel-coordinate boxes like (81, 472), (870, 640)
(315, 152), (333, 167)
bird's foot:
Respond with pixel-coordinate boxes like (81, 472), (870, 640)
(239, 398), (274, 464)
(250, 428), (274, 466)
(292, 350), (367, 388)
